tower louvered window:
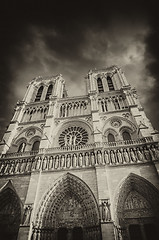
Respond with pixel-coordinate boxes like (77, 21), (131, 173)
(97, 78), (104, 92)
(35, 86), (44, 102)
(107, 76), (114, 91)
(45, 84), (53, 100)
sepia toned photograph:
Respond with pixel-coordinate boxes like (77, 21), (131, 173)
(0, 0), (159, 239)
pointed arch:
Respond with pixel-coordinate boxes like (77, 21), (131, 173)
(97, 77), (104, 92)
(45, 84), (53, 100)
(0, 181), (22, 240)
(114, 173), (159, 239)
(33, 173), (101, 239)
(116, 173), (159, 221)
(35, 85), (44, 102)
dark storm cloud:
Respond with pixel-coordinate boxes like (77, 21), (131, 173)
(0, 0), (159, 138)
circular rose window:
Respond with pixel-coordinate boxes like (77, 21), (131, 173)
(59, 126), (88, 147)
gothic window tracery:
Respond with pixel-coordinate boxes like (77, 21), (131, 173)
(59, 126), (88, 147)
(107, 76), (114, 91)
(31, 141), (40, 151)
(97, 77), (104, 93)
(107, 133), (115, 142)
(45, 84), (53, 100)
(35, 86), (44, 102)
(122, 131), (131, 141)
(17, 142), (26, 152)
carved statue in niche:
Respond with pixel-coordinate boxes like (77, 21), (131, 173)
(97, 151), (102, 165)
(35, 157), (41, 170)
(66, 154), (71, 168)
(116, 149), (123, 164)
(149, 146), (156, 160)
(78, 153), (83, 167)
(101, 200), (111, 222)
(110, 150), (116, 164)
(136, 147), (145, 162)
(90, 152), (95, 166)
(123, 149), (130, 163)
(143, 147), (151, 161)
(23, 205), (33, 225)
(151, 145), (159, 160)
(72, 154), (77, 167)
(42, 157), (47, 170)
(104, 150), (109, 164)
(54, 156), (59, 169)
(129, 148), (137, 162)
(60, 155), (65, 168)
(85, 152), (89, 166)
(9, 160), (15, 174)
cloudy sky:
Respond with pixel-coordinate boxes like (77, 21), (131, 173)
(0, 0), (158, 138)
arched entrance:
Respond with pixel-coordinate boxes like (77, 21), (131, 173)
(115, 173), (159, 240)
(0, 181), (21, 240)
(32, 173), (101, 240)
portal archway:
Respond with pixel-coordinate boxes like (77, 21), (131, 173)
(0, 181), (22, 240)
(33, 173), (101, 240)
(115, 173), (159, 240)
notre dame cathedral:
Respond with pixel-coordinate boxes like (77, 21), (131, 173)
(0, 65), (159, 240)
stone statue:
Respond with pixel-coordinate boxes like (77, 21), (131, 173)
(72, 154), (77, 167)
(90, 152), (95, 166)
(123, 149), (130, 163)
(60, 155), (65, 168)
(66, 154), (71, 168)
(116, 149), (123, 164)
(101, 200), (111, 221)
(136, 148), (145, 162)
(85, 152), (89, 166)
(23, 205), (32, 225)
(143, 147), (151, 161)
(129, 148), (137, 162)
(104, 151), (109, 164)
(54, 156), (59, 169)
(78, 153), (83, 167)
(110, 150), (116, 164)
(97, 151), (102, 165)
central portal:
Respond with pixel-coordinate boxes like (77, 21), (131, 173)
(33, 173), (101, 240)
(58, 227), (83, 240)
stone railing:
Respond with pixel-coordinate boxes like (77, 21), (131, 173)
(1, 136), (154, 159)
(98, 94), (128, 113)
(58, 97), (90, 118)
(0, 143), (158, 176)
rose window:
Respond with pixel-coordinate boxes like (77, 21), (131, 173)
(59, 126), (88, 147)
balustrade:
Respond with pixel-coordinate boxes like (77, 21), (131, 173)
(59, 99), (90, 117)
(22, 104), (49, 122)
(0, 144), (158, 176)
(98, 95), (128, 113)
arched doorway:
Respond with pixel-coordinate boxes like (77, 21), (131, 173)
(115, 173), (159, 240)
(33, 173), (101, 240)
(0, 181), (21, 240)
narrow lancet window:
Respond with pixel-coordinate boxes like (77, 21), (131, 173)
(97, 77), (104, 92)
(45, 84), (53, 100)
(18, 142), (26, 152)
(32, 141), (40, 151)
(122, 131), (131, 141)
(35, 86), (44, 102)
(108, 133), (115, 142)
(107, 76), (114, 91)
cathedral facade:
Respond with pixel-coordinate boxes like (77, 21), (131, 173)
(0, 66), (159, 240)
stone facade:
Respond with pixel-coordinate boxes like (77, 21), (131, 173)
(0, 66), (159, 240)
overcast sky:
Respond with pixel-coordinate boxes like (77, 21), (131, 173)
(0, 0), (159, 138)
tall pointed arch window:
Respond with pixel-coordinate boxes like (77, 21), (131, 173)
(45, 84), (53, 100)
(31, 141), (40, 151)
(107, 76), (114, 91)
(35, 86), (43, 102)
(97, 77), (104, 92)
(122, 131), (131, 141)
(108, 133), (115, 142)
(17, 142), (26, 152)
